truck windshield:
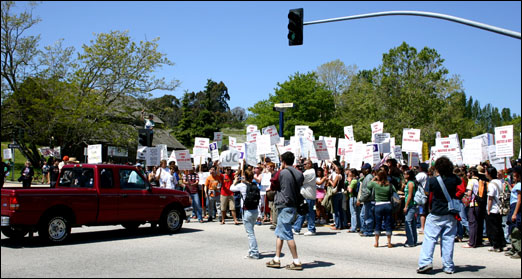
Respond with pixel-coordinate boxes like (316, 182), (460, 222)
(59, 168), (95, 188)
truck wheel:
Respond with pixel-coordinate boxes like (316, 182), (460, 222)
(160, 208), (183, 234)
(1, 226), (29, 239)
(39, 215), (71, 244)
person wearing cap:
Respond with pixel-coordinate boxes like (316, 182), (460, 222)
(58, 156), (69, 171)
(357, 163), (375, 237)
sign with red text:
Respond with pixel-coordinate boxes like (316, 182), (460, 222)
(402, 128), (421, 153)
(313, 140), (330, 161)
(175, 150), (193, 170)
(262, 125), (280, 146)
(246, 125), (258, 134)
(495, 125), (513, 158)
(344, 126), (354, 141)
(371, 121), (383, 142)
(247, 131), (260, 144)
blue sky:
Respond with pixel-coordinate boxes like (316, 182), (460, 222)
(13, 1), (521, 115)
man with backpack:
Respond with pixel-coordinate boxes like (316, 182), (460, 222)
(231, 168), (261, 259)
(357, 163), (375, 237)
(266, 152), (305, 271)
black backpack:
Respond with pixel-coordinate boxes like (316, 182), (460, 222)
(243, 182), (261, 210)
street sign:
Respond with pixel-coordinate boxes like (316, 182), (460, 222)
(8, 144), (20, 149)
(274, 103), (294, 108)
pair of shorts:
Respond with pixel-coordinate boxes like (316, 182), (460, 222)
(220, 195), (235, 211)
(316, 189), (326, 199)
(275, 207), (297, 241)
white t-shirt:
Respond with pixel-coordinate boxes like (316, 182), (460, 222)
(260, 173), (272, 194)
(166, 172), (178, 189)
(301, 168), (317, 200)
(156, 167), (171, 188)
(487, 179), (502, 214)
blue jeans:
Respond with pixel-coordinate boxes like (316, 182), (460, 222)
(457, 201), (468, 239)
(404, 206), (418, 245)
(349, 197), (360, 232)
(292, 199), (316, 233)
(361, 201), (375, 236)
(374, 203), (393, 236)
(418, 214), (457, 273)
(190, 193), (203, 221)
(243, 209), (260, 257)
(332, 193), (345, 229)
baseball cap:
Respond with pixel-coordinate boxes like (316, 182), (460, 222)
(361, 163), (372, 170)
(136, 163), (143, 167)
(477, 165), (485, 174)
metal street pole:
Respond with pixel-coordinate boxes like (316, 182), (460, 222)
(279, 102), (284, 138)
(303, 10), (521, 40)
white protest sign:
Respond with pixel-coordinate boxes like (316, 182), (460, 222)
(495, 125), (513, 158)
(393, 145), (403, 161)
(87, 144), (103, 164)
(379, 141), (391, 154)
(194, 137), (210, 157)
(256, 134), (272, 156)
(371, 121), (383, 142)
(107, 146), (128, 157)
(488, 145), (505, 170)
(220, 150), (241, 167)
(3, 149), (12, 160)
(363, 144), (374, 165)
(262, 125), (280, 146)
(295, 125), (309, 138)
(350, 142), (365, 170)
(402, 128), (421, 153)
(245, 143), (259, 166)
(433, 137), (462, 165)
(247, 131), (260, 144)
(235, 143), (246, 160)
(136, 146), (147, 160)
(374, 133), (391, 144)
(146, 146), (161, 167)
(314, 140), (330, 161)
(175, 150), (193, 170)
(214, 132), (223, 148)
(344, 126), (354, 141)
(320, 136), (337, 160)
(157, 144), (168, 161)
(410, 153), (420, 167)
(337, 138), (349, 156)
(462, 138), (483, 166)
(229, 137), (237, 149)
(209, 142), (220, 162)
(246, 125), (258, 134)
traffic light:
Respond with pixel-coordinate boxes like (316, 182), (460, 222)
(288, 8), (303, 46)
(138, 129), (152, 147)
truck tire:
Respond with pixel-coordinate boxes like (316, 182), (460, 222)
(1, 226), (29, 239)
(38, 215), (71, 244)
(159, 208), (183, 234)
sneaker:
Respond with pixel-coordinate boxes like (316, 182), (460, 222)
(269, 225), (276, 230)
(244, 254), (260, 260)
(416, 264), (433, 274)
(293, 230), (303, 235)
(304, 231), (316, 236)
(404, 244), (415, 248)
(510, 254), (521, 259)
(256, 221), (262, 226)
(266, 259), (281, 268)
(505, 250), (515, 256)
(443, 269), (454, 274)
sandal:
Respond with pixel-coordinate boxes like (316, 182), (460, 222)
(387, 243), (393, 248)
(285, 262), (303, 271)
(266, 259), (281, 268)
(462, 244), (474, 248)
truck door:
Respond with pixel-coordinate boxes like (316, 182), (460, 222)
(117, 169), (159, 222)
(96, 168), (120, 223)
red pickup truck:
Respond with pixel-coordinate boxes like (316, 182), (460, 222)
(1, 164), (193, 244)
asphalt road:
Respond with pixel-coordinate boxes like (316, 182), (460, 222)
(1, 216), (520, 278)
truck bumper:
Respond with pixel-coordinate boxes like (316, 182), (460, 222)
(184, 207), (193, 219)
(1, 216), (10, 227)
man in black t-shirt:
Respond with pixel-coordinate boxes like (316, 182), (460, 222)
(49, 160), (60, 188)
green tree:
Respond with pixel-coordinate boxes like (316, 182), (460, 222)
(247, 72), (339, 138)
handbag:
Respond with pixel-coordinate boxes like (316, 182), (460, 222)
(461, 194), (471, 208)
(436, 176), (462, 214)
(266, 190), (276, 202)
(389, 184), (401, 213)
(288, 168), (309, 216)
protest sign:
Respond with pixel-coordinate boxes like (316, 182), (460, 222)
(337, 138), (349, 156)
(175, 150), (193, 170)
(495, 125), (513, 158)
(220, 150), (241, 167)
(321, 136), (337, 160)
(229, 137), (237, 149)
(344, 126), (354, 141)
(209, 142), (220, 162)
(246, 125), (258, 133)
(374, 133), (390, 144)
(194, 137), (210, 157)
(3, 149), (12, 160)
(107, 146), (128, 157)
(462, 138), (483, 166)
(314, 140), (330, 161)
(410, 153), (420, 167)
(247, 131), (260, 144)
(87, 144), (103, 164)
(136, 146), (147, 160)
(262, 125), (280, 146)
(214, 132), (223, 148)
(245, 143), (258, 166)
(393, 145), (403, 161)
(402, 128), (421, 153)
(256, 134), (272, 156)
(295, 125), (309, 138)
(488, 145), (506, 170)
(371, 121), (383, 142)
(146, 146), (161, 167)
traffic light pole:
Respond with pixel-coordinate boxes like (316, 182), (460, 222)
(303, 10), (521, 40)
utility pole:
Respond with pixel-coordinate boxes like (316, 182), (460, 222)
(273, 102), (294, 137)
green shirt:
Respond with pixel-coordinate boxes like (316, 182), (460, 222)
(404, 180), (416, 207)
(347, 179), (358, 198)
(367, 181), (395, 202)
